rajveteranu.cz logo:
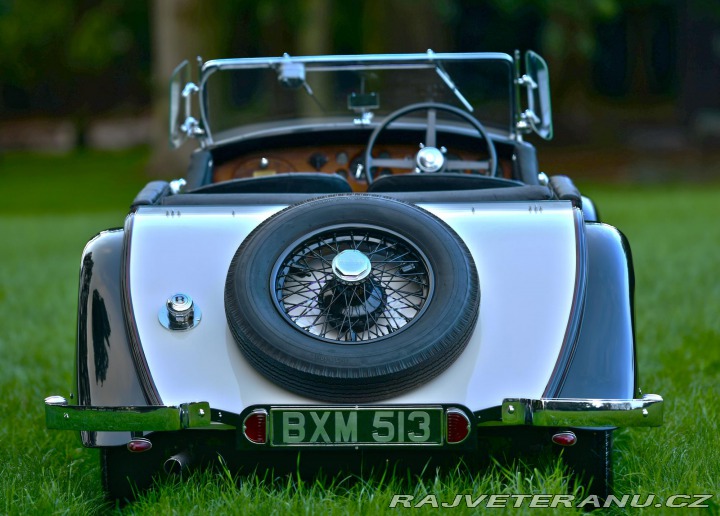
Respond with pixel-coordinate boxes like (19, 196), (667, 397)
(388, 494), (714, 509)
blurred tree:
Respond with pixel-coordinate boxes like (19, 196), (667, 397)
(358, 0), (451, 53)
(485, 0), (620, 112)
(69, 1), (149, 147)
(297, 0), (331, 56)
(0, 0), (150, 143)
(2, 0), (716, 155)
(0, 1), (74, 114)
(297, 0), (332, 114)
(149, 0), (205, 175)
(678, 0), (720, 126)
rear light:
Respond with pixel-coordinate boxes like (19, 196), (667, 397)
(551, 431), (577, 447)
(243, 409), (268, 444)
(127, 438), (153, 453)
(446, 408), (471, 444)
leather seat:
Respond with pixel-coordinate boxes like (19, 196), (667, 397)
(367, 173), (522, 193)
(191, 173), (353, 194)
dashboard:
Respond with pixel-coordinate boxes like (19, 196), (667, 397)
(213, 143), (507, 192)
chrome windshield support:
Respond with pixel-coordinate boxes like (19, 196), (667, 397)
(498, 394), (663, 427)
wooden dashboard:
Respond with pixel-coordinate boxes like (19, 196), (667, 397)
(214, 143), (508, 192)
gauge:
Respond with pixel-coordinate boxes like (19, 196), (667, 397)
(308, 152), (329, 171)
(336, 151), (349, 166)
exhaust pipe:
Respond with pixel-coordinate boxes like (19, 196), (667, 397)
(164, 450), (194, 476)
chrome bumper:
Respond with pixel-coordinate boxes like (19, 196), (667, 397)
(44, 396), (213, 431)
(45, 394), (663, 432)
(497, 394), (663, 427)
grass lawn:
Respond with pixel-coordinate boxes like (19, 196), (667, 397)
(0, 150), (718, 514)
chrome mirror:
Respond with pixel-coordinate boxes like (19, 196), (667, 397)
(169, 60), (203, 148)
(516, 51), (553, 140)
(515, 50), (553, 140)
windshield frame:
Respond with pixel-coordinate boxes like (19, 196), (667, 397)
(198, 52), (517, 145)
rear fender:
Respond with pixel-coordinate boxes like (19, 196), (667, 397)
(76, 229), (147, 446)
(555, 223), (636, 399)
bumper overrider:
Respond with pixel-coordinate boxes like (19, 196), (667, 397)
(45, 394), (663, 448)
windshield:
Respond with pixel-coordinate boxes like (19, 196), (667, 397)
(199, 53), (515, 142)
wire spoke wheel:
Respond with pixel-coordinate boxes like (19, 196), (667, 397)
(273, 226), (433, 343)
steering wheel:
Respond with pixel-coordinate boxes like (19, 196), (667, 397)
(363, 102), (498, 184)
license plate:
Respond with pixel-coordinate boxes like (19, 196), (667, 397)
(270, 407), (443, 446)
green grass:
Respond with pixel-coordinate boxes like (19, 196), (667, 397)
(578, 183), (720, 514)
(0, 149), (150, 214)
(0, 152), (718, 514)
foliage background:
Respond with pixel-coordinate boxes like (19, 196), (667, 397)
(1, 0), (719, 169)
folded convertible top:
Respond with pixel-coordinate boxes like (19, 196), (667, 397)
(155, 185), (554, 207)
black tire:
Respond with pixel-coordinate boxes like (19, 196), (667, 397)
(562, 428), (613, 501)
(225, 194), (480, 402)
(101, 445), (164, 502)
(477, 427), (613, 504)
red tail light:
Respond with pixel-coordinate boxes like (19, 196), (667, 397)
(126, 438), (153, 453)
(551, 431), (577, 447)
(243, 409), (268, 444)
(446, 409), (471, 444)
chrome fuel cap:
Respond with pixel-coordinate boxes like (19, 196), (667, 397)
(159, 293), (201, 331)
(331, 250), (372, 284)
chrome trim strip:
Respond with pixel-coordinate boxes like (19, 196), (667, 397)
(202, 52), (514, 75)
(543, 207), (587, 397)
(45, 398), (212, 432)
(498, 394), (663, 427)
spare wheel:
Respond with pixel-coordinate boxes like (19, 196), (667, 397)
(224, 194), (480, 402)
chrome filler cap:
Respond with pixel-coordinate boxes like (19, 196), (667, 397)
(159, 293), (202, 331)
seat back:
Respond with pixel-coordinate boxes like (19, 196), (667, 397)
(191, 173), (353, 194)
(367, 173), (522, 193)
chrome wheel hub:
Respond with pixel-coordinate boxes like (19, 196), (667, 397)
(331, 249), (372, 284)
(416, 146), (444, 172)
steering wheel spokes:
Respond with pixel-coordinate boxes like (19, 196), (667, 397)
(370, 157), (415, 170)
(445, 159), (492, 172)
(364, 102), (497, 183)
(424, 107), (437, 148)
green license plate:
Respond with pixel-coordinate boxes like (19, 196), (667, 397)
(270, 407), (443, 446)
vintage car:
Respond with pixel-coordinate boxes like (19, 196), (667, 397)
(44, 50), (663, 501)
